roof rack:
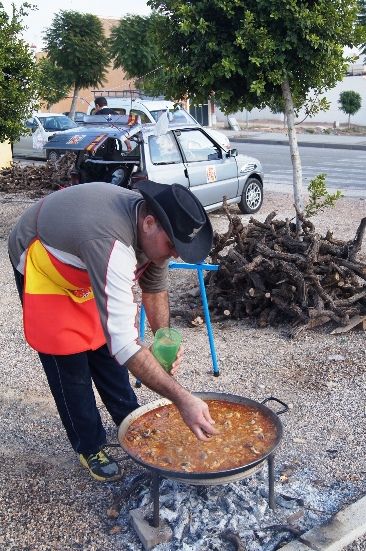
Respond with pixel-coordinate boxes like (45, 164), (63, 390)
(91, 89), (143, 99)
(91, 89), (169, 101)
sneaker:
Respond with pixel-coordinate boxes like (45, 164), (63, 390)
(79, 448), (123, 482)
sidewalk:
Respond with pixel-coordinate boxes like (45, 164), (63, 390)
(219, 128), (366, 150)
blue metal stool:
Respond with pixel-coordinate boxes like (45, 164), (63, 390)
(135, 261), (220, 387)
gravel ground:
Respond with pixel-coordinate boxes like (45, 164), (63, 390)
(0, 190), (365, 550)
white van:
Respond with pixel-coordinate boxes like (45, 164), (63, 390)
(88, 96), (175, 122)
(87, 95), (230, 150)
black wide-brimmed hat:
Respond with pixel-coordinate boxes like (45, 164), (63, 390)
(136, 180), (213, 263)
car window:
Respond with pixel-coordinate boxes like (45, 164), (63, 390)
(25, 118), (37, 131)
(130, 109), (151, 124)
(38, 115), (77, 132)
(148, 133), (182, 164)
(89, 108), (127, 116)
(175, 129), (221, 162)
(149, 109), (170, 122)
(64, 111), (86, 119)
(123, 137), (140, 156)
(92, 137), (140, 160)
(169, 108), (196, 125)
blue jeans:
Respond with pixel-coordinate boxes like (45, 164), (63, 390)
(12, 265), (139, 455)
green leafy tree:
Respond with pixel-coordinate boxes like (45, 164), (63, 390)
(109, 13), (165, 95)
(148, 0), (365, 214)
(43, 10), (109, 119)
(338, 90), (362, 128)
(37, 57), (72, 110)
(359, 0), (366, 59)
(0, 2), (39, 142)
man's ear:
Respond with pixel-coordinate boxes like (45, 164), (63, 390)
(142, 214), (158, 234)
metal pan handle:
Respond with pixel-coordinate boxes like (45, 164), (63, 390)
(261, 396), (289, 415)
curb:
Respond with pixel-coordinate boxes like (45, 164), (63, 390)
(280, 494), (366, 551)
(230, 137), (366, 151)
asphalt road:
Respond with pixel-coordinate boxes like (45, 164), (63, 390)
(235, 142), (366, 198)
(14, 143), (366, 199)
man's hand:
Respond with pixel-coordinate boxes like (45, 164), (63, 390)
(176, 394), (218, 441)
(147, 343), (183, 376)
(169, 344), (184, 376)
(126, 348), (217, 441)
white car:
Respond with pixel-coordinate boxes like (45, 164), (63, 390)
(13, 113), (78, 161)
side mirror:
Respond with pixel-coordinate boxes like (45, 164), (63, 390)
(227, 148), (238, 157)
(208, 152), (219, 161)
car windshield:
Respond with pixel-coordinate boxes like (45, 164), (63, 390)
(170, 108), (196, 125)
(38, 115), (78, 131)
(150, 108), (196, 125)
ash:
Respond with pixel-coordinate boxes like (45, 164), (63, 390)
(115, 463), (362, 551)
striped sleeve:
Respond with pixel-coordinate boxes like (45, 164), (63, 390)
(81, 238), (141, 365)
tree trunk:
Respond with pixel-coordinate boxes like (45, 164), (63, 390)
(281, 79), (303, 215)
(68, 85), (80, 121)
(348, 113), (351, 129)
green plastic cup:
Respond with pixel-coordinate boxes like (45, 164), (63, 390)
(152, 327), (182, 372)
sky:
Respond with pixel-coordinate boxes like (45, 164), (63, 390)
(1, 0), (151, 49)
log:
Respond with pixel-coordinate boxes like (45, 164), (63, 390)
(0, 153), (76, 195)
(348, 217), (366, 261)
(199, 209), (366, 333)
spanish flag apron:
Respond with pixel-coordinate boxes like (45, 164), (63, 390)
(23, 238), (106, 355)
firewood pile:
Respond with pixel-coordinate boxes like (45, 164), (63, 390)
(204, 205), (366, 334)
(0, 153), (76, 196)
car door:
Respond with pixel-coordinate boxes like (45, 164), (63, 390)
(144, 132), (189, 187)
(173, 128), (238, 207)
(12, 118), (40, 158)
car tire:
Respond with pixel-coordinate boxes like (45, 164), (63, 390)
(47, 150), (60, 162)
(238, 178), (263, 214)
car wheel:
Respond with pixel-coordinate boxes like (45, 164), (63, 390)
(238, 178), (263, 214)
(47, 150), (60, 162)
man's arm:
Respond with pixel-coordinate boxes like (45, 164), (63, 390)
(142, 290), (170, 333)
(126, 347), (217, 441)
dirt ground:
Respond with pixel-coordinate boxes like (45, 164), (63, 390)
(0, 189), (365, 550)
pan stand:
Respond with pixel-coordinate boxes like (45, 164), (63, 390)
(150, 454), (276, 528)
(268, 453), (276, 509)
(151, 471), (160, 528)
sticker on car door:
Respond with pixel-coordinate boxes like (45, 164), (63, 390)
(66, 134), (87, 145)
(206, 165), (217, 183)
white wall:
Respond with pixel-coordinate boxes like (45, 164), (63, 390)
(0, 142), (12, 168)
(215, 76), (366, 126)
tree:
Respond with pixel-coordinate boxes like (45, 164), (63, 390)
(305, 174), (343, 218)
(338, 90), (362, 128)
(148, 0), (365, 214)
(109, 13), (165, 95)
(36, 57), (72, 110)
(0, 2), (39, 143)
(359, 0), (366, 59)
(43, 10), (109, 119)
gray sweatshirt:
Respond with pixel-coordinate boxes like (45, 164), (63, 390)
(8, 182), (168, 364)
